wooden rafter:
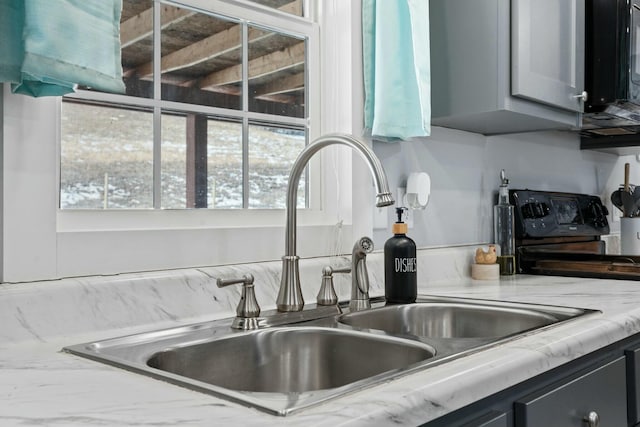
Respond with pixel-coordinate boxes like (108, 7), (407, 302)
(255, 93), (300, 104)
(120, 0), (306, 104)
(133, 0), (302, 77)
(198, 42), (305, 89)
(120, 4), (195, 48)
(254, 72), (304, 98)
(135, 26), (270, 77)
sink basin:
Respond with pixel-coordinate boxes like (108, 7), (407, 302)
(338, 302), (562, 339)
(147, 327), (435, 393)
(65, 324), (435, 415)
(63, 295), (596, 416)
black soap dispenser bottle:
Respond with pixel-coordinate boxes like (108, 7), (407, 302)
(384, 207), (417, 304)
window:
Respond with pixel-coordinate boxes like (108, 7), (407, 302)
(1, 0), (366, 282)
(61, 0), (309, 210)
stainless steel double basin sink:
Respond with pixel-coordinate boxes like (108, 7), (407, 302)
(64, 295), (597, 416)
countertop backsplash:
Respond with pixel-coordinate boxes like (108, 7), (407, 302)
(0, 245), (477, 345)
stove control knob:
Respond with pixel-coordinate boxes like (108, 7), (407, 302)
(521, 203), (535, 219)
(522, 202), (549, 219)
(534, 202), (550, 218)
(586, 200), (608, 228)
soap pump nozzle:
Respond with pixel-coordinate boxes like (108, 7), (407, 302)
(393, 207), (408, 234)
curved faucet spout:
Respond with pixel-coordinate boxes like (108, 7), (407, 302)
(276, 133), (394, 312)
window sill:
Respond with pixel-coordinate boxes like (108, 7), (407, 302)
(56, 222), (354, 278)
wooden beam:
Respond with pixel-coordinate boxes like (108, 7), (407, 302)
(136, 27), (270, 77)
(134, 0), (302, 77)
(202, 85), (242, 96)
(280, 0), (302, 16)
(254, 72), (304, 97)
(198, 42), (305, 89)
(254, 93), (299, 103)
(120, 5), (195, 48)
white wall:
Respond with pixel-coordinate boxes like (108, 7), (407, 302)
(372, 126), (631, 248)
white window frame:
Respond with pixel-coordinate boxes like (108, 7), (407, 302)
(0, 0), (372, 282)
(62, 0), (314, 213)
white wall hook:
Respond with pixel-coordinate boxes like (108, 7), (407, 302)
(405, 172), (431, 210)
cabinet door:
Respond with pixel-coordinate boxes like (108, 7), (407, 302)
(626, 347), (640, 426)
(514, 357), (626, 427)
(463, 411), (508, 427)
(511, 0), (585, 112)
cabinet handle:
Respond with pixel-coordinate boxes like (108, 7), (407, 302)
(573, 91), (588, 102)
(583, 411), (599, 427)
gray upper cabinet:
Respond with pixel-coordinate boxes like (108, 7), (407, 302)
(430, 0), (585, 135)
(511, 0), (585, 112)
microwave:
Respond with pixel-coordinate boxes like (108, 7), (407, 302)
(584, 0), (637, 112)
(581, 0), (640, 148)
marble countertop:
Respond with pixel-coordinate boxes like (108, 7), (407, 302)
(3, 250), (640, 426)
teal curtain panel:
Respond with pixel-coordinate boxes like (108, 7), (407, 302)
(0, 0), (125, 97)
(363, 0), (431, 141)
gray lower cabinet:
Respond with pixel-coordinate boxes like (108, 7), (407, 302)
(513, 357), (627, 427)
(425, 336), (640, 426)
(626, 347), (640, 425)
(463, 411), (508, 427)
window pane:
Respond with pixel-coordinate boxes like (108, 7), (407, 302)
(248, 26), (305, 117)
(161, 114), (243, 209)
(61, 1), (310, 212)
(246, 0), (303, 17)
(60, 102), (154, 209)
(161, 5), (242, 109)
(248, 124), (305, 209)
(208, 119), (243, 208)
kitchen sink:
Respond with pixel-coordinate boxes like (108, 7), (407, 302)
(63, 295), (598, 416)
(338, 300), (566, 339)
(147, 327), (435, 393)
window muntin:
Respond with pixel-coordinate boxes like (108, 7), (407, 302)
(61, 0), (309, 210)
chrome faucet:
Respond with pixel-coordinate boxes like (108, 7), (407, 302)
(276, 133), (394, 312)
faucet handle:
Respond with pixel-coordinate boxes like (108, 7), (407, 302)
(217, 274), (261, 329)
(317, 266), (351, 306)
